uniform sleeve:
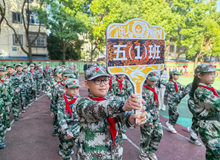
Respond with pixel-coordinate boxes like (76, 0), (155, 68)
(126, 80), (134, 96)
(51, 87), (58, 113)
(164, 84), (169, 104)
(46, 79), (53, 99)
(76, 99), (125, 123)
(57, 100), (69, 135)
(195, 87), (220, 118)
(179, 83), (191, 100)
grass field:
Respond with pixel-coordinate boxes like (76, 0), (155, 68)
(160, 76), (220, 128)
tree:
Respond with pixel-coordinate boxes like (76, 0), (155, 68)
(40, 0), (87, 64)
(47, 33), (84, 60)
(0, 0), (46, 63)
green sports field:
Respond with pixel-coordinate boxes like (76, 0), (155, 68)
(160, 76), (220, 127)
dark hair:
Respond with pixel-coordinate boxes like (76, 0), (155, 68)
(65, 85), (68, 89)
(189, 73), (204, 98)
(169, 72), (173, 81)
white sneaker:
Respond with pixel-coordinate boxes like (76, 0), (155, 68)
(42, 90), (44, 93)
(187, 126), (198, 139)
(149, 153), (158, 160)
(139, 155), (150, 160)
(71, 149), (74, 155)
(188, 138), (202, 146)
(28, 104), (31, 107)
(59, 150), (63, 156)
(34, 98), (37, 101)
(122, 134), (127, 140)
(162, 105), (166, 111)
(166, 121), (177, 133)
(6, 127), (11, 131)
(22, 109), (26, 113)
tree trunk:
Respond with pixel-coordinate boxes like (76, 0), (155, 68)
(165, 41), (171, 60)
(62, 51), (66, 65)
(194, 55), (199, 69)
(209, 55), (213, 63)
(28, 46), (33, 63)
(90, 43), (93, 63)
(176, 48), (181, 67)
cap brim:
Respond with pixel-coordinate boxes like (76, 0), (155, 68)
(68, 84), (80, 88)
(148, 77), (159, 81)
(87, 74), (109, 81)
(203, 68), (219, 72)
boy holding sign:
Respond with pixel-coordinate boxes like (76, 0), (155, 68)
(76, 65), (148, 160)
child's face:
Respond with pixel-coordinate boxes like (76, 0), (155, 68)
(23, 68), (27, 73)
(30, 66), (34, 70)
(0, 71), (5, 77)
(57, 73), (62, 79)
(46, 64), (49, 67)
(172, 74), (179, 81)
(7, 67), (14, 74)
(66, 87), (79, 98)
(62, 76), (70, 82)
(85, 76), (109, 97)
(17, 66), (23, 72)
(146, 79), (156, 86)
(62, 67), (65, 70)
(117, 74), (125, 79)
(198, 71), (215, 85)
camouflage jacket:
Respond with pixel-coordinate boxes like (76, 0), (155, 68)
(109, 78), (133, 101)
(179, 83), (192, 100)
(45, 76), (57, 99)
(35, 69), (44, 82)
(142, 83), (159, 124)
(57, 94), (80, 136)
(73, 69), (79, 79)
(164, 80), (185, 105)
(28, 71), (37, 90)
(51, 80), (65, 113)
(15, 72), (29, 89)
(6, 72), (23, 91)
(30, 70), (37, 82)
(43, 67), (53, 80)
(0, 76), (14, 105)
(193, 83), (220, 120)
(76, 93), (134, 160)
(0, 82), (9, 114)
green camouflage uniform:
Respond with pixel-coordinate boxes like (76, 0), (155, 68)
(140, 72), (163, 158)
(0, 69), (9, 146)
(191, 63), (220, 160)
(29, 64), (37, 100)
(76, 65), (135, 160)
(164, 70), (185, 126)
(35, 64), (44, 96)
(109, 76), (133, 135)
(57, 78), (81, 160)
(42, 63), (52, 92)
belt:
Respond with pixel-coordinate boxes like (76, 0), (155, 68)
(67, 121), (78, 126)
(205, 116), (220, 121)
(115, 94), (125, 97)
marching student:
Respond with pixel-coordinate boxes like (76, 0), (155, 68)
(110, 74), (133, 139)
(29, 64), (37, 101)
(57, 78), (81, 160)
(164, 70), (185, 133)
(43, 62), (52, 93)
(23, 65), (33, 108)
(35, 64), (44, 97)
(189, 63), (220, 160)
(76, 65), (148, 159)
(139, 71), (163, 160)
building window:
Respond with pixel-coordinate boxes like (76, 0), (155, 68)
(169, 45), (175, 53)
(28, 33), (46, 47)
(13, 34), (23, 46)
(26, 0), (38, 2)
(12, 12), (22, 23)
(26, 10), (42, 24)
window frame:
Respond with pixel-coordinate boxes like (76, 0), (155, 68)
(28, 32), (47, 48)
(13, 34), (23, 46)
(12, 12), (22, 24)
(169, 45), (175, 53)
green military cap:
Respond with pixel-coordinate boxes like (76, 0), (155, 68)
(16, 64), (23, 67)
(62, 69), (74, 77)
(36, 64), (41, 67)
(29, 64), (35, 67)
(46, 61), (50, 64)
(62, 65), (66, 67)
(6, 64), (14, 68)
(171, 70), (181, 75)
(65, 78), (80, 89)
(147, 71), (159, 81)
(54, 68), (62, 75)
(195, 63), (219, 75)
(0, 66), (6, 71)
(23, 65), (28, 69)
(85, 65), (109, 80)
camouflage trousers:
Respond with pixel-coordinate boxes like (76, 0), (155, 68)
(31, 87), (37, 99)
(199, 121), (220, 160)
(62, 123), (80, 160)
(12, 89), (26, 117)
(42, 79), (50, 92)
(140, 119), (163, 157)
(190, 116), (199, 142)
(42, 80), (46, 92)
(37, 81), (43, 96)
(3, 106), (11, 129)
(25, 87), (32, 106)
(0, 113), (5, 144)
(53, 111), (59, 131)
(168, 103), (179, 126)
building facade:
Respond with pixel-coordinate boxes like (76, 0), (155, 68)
(165, 42), (186, 61)
(0, 0), (49, 60)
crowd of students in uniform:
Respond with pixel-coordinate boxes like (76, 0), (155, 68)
(0, 62), (219, 160)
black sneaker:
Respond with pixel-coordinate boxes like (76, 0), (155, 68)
(14, 116), (19, 121)
(53, 130), (59, 136)
(0, 143), (6, 149)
